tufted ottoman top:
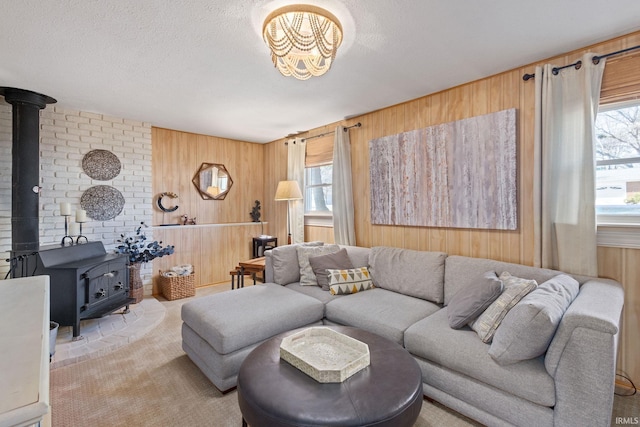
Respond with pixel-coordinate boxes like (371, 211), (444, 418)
(237, 326), (423, 427)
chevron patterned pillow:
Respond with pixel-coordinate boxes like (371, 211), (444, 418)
(327, 267), (375, 295)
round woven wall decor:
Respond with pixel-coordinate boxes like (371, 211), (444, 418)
(80, 185), (125, 221)
(82, 149), (121, 181)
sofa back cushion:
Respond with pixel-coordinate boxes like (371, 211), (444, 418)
(444, 256), (567, 306)
(340, 245), (371, 270)
(271, 241), (323, 285)
(369, 246), (446, 303)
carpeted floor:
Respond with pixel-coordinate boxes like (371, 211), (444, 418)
(50, 284), (639, 427)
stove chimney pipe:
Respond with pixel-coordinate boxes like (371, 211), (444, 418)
(0, 87), (56, 255)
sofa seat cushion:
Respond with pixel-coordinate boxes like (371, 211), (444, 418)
(404, 308), (555, 407)
(285, 282), (341, 304)
(181, 283), (324, 355)
(325, 288), (440, 345)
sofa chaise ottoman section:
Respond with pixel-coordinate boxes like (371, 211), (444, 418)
(404, 308), (555, 408)
(181, 283), (325, 391)
(182, 324), (260, 392)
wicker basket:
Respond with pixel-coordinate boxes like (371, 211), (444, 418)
(159, 271), (195, 301)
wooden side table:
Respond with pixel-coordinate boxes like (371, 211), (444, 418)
(238, 257), (266, 288)
(252, 236), (277, 258)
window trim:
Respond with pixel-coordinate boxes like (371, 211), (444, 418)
(304, 212), (333, 227)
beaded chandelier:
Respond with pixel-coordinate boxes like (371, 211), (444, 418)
(262, 5), (343, 80)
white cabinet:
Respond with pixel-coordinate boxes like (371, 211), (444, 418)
(0, 276), (50, 427)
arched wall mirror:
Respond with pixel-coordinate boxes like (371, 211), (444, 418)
(192, 163), (233, 200)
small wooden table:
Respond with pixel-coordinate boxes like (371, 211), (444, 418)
(238, 256), (266, 288)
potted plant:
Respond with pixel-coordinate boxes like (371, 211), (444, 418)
(115, 222), (174, 303)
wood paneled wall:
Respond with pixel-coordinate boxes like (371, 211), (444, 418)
(305, 226), (335, 244)
(599, 246), (640, 387)
(264, 30), (640, 384)
(151, 127), (266, 290)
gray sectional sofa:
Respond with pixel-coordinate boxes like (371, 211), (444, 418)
(181, 244), (624, 427)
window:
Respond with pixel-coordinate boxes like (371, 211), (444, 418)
(595, 100), (640, 225)
(304, 134), (334, 227)
(304, 165), (333, 226)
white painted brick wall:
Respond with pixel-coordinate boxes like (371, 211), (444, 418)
(0, 102), (11, 279)
(0, 102), (155, 295)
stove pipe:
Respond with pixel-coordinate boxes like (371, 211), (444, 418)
(0, 87), (56, 255)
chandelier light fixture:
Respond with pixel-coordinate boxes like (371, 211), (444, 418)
(262, 4), (343, 80)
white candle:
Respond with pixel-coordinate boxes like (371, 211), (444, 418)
(69, 222), (80, 236)
(60, 202), (71, 216)
(75, 209), (87, 223)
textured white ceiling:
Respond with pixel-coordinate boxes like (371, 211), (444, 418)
(1, 0), (640, 143)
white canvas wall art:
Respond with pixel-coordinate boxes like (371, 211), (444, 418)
(369, 108), (517, 230)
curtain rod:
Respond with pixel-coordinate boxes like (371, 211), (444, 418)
(285, 122), (362, 144)
(522, 44), (640, 81)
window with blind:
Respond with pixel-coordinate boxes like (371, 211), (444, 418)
(305, 134), (333, 224)
(596, 51), (640, 248)
(596, 52), (640, 228)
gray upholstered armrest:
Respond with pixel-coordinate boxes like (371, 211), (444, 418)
(264, 250), (274, 283)
(545, 278), (623, 376)
(545, 278), (624, 427)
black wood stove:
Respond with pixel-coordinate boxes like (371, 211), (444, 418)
(34, 241), (133, 340)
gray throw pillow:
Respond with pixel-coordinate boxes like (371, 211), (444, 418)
(470, 272), (537, 343)
(296, 244), (341, 286)
(447, 271), (503, 329)
(489, 274), (579, 365)
(271, 242), (323, 285)
(308, 248), (354, 290)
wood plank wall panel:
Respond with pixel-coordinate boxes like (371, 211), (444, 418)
(598, 246), (640, 388)
(262, 138), (288, 245)
(263, 30), (640, 384)
(151, 127), (265, 289)
(305, 226), (335, 244)
(151, 223), (264, 292)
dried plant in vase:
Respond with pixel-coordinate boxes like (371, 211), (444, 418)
(115, 222), (174, 303)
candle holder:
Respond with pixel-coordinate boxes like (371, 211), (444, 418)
(61, 215), (74, 246)
(76, 222), (88, 244)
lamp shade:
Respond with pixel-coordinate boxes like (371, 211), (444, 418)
(275, 180), (303, 201)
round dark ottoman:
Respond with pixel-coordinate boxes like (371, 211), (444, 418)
(237, 326), (423, 427)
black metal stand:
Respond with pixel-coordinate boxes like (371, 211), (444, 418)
(61, 215), (73, 246)
(76, 222), (88, 244)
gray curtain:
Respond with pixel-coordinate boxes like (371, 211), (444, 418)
(332, 125), (356, 245)
(533, 53), (606, 276)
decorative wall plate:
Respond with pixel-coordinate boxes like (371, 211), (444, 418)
(80, 185), (125, 221)
(82, 149), (121, 181)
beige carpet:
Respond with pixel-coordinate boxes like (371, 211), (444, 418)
(50, 284), (638, 427)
